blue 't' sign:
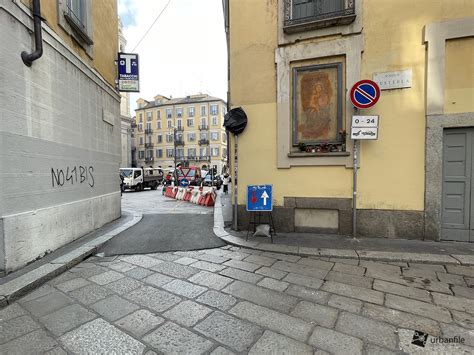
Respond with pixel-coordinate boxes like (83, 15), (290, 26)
(247, 185), (273, 211)
(118, 53), (139, 92)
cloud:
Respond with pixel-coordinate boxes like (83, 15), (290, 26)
(118, 0), (227, 115)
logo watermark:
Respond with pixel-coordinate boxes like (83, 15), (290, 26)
(412, 330), (465, 348)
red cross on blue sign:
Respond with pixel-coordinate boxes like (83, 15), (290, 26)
(350, 80), (380, 109)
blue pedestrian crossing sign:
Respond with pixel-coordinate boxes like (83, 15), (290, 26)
(247, 185), (273, 211)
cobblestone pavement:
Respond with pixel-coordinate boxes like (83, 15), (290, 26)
(1, 246), (473, 354)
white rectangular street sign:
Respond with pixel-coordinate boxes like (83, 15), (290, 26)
(351, 115), (379, 128)
(373, 69), (412, 90)
(351, 127), (378, 140)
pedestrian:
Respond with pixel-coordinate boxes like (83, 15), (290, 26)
(222, 174), (230, 195)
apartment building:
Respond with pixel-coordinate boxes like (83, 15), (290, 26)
(0, 0), (120, 273)
(224, 0), (474, 240)
(134, 94), (228, 174)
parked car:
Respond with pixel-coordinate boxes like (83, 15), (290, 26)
(203, 174), (222, 189)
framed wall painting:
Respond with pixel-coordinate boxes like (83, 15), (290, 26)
(292, 63), (343, 146)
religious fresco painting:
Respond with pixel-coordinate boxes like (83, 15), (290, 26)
(292, 63), (343, 145)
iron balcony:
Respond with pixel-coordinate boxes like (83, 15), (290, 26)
(283, 0), (356, 33)
(145, 143), (154, 148)
(199, 139), (209, 145)
(145, 128), (153, 134)
(199, 125), (209, 130)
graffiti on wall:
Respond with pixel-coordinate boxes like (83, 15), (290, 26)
(51, 166), (95, 187)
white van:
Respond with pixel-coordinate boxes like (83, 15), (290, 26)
(120, 167), (163, 191)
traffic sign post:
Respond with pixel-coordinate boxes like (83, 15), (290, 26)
(351, 115), (379, 140)
(246, 185), (275, 243)
(350, 80), (380, 109)
(349, 80), (381, 238)
(247, 185), (273, 211)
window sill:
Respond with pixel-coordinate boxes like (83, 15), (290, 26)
(288, 151), (350, 158)
(64, 13), (93, 46)
(283, 14), (356, 34)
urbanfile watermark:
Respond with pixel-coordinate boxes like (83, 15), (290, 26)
(412, 330), (465, 348)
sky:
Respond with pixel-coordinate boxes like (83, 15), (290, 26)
(118, 0), (227, 116)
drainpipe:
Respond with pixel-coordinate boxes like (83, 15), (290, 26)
(21, 0), (44, 67)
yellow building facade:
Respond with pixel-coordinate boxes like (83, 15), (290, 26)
(134, 94), (228, 174)
(225, 0), (474, 241)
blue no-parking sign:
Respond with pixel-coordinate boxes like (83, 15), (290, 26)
(349, 80), (380, 109)
(247, 185), (273, 211)
(118, 52), (139, 92)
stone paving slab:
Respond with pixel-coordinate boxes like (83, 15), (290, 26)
(60, 318), (146, 354)
(222, 280), (299, 313)
(194, 311), (262, 352)
(385, 294), (452, 323)
(39, 304), (96, 336)
(163, 300), (212, 327)
(114, 309), (164, 338)
(309, 326), (363, 355)
(124, 286), (181, 312)
(336, 312), (398, 350)
(144, 321), (214, 354)
(1, 329), (58, 354)
(229, 301), (312, 342)
(248, 330), (313, 354)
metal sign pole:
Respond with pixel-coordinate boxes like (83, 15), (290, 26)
(233, 134), (238, 230)
(352, 107), (359, 238)
(352, 138), (358, 238)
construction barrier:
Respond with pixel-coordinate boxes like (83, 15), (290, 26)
(163, 185), (216, 207)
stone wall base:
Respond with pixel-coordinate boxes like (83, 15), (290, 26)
(236, 197), (425, 240)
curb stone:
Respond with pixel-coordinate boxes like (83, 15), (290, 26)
(0, 212), (143, 306)
(213, 193), (467, 266)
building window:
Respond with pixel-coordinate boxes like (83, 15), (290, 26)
(167, 149), (174, 157)
(147, 112), (152, 121)
(211, 147), (220, 157)
(222, 133), (227, 143)
(200, 147), (208, 157)
(139, 113), (143, 122)
(223, 148), (227, 158)
(210, 104), (218, 115)
(166, 108), (172, 118)
(201, 106), (206, 116)
(138, 123), (143, 131)
(146, 150), (154, 158)
(292, 62), (343, 146)
(188, 148), (196, 157)
(139, 150), (145, 159)
(200, 117), (208, 126)
(200, 132), (208, 140)
(166, 134), (174, 143)
(187, 118), (194, 127)
(188, 132), (196, 142)
(176, 148), (185, 158)
(156, 149), (163, 158)
(284, 0), (356, 34)
(146, 122), (152, 130)
(211, 132), (219, 141)
(212, 116), (218, 126)
(167, 120), (172, 129)
(177, 120), (183, 129)
(188, 107), (195, 117)
(139, 137), (144, 145)
(157, 110), (161, 119)
(222, 106), (227, 115)
(157, 120), (161, 129)
(59, 0), (93, 50)
(157, 134), (162, 143)
(176, 108), (183, 118)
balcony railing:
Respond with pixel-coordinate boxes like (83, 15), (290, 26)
(176, 126), (184, 132)
(145, 143), (154, 148)
(283, 0), (356, 34)
(145, 128), (153, 134)
(175, 140), (185, 146)
(199, 139), (209, 145)
(145, 157), (154, 163)
(185, 156), (210, 162)
(131, 146), (136, 151)
(199, 125), (209, 130)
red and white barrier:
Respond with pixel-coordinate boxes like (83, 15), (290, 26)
(163, 185), (216, 207)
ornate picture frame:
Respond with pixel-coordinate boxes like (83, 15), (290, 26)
(292, 63), (343, 146)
